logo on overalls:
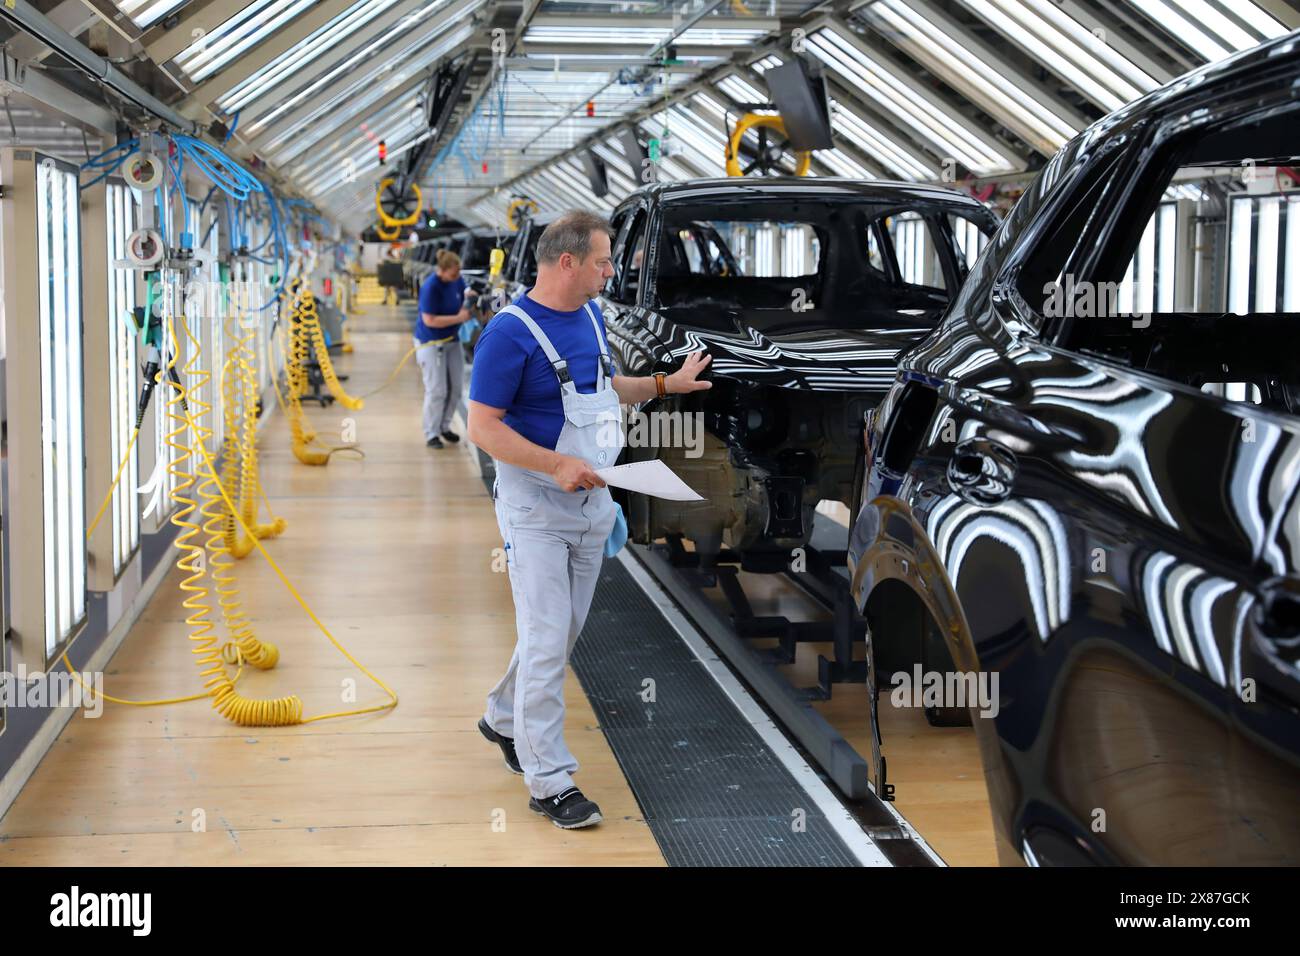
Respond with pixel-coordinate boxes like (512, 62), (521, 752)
(597, 451), (607, 464)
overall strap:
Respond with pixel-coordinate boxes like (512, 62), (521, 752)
(498, 303), (572, 386)
(583, 302), (615, 389)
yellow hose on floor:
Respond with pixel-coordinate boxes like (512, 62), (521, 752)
(68, 366), (249, 707)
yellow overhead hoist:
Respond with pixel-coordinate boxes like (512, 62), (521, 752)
(724, 112), (811, 177)
(374, 176), (422, 240)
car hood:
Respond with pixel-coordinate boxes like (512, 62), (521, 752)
(644, 309), (938, 392)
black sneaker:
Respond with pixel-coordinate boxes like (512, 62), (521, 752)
(528, 787), (602, 829)
(477, 717), (522, 775)
(426, 436), (444, 448)
(440, 430), (461, 444)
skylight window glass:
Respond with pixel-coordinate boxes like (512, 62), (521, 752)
(117, 0), (188, 29)
(216, 0), (409, 113)
(174, 0), (318, 83)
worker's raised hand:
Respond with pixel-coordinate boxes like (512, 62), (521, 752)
(667, 350), (713, 393)
(552, 454), (607, 492)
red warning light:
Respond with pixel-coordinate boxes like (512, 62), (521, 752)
(586, 101), (595, 117)
(482, 160), (488, 174)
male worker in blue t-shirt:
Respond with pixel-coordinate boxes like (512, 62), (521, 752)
(415, 248), (472, 448)
(468, 210), (711, 829)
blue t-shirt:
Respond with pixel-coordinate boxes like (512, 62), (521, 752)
(416, 272), (466, 343)
(469, 291), (611, 450)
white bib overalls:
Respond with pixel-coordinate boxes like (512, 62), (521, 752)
(484, 302), (623, 799)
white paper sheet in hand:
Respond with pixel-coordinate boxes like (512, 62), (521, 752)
(595, 460), (703, 501)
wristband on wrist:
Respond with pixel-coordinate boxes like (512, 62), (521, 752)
(654, 371), (667, 398)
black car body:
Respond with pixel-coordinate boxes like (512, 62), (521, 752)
(595, 178), (997, 569)
(849, 33), (1300, 865)
(501, 211), (557, 297)
(401, 236), (446, 293)
(405, 227), (513, 294)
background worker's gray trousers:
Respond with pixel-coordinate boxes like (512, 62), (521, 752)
(415, 337), (464, 440)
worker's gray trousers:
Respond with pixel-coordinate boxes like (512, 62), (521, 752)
(484, 476), (617, 799)
(414, 337), (464, 440)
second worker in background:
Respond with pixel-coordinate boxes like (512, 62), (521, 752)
(415, 247), (474, 448)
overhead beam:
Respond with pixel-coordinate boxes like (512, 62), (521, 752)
(523, 13), (782, 33)
(516, 42), (747, 58)
(4, 0), (101, 64)
(79, 0), (146, 42)
(0, 0), (199, 134)
(466, 51), (755, 205)
(0, 49), (117, 135)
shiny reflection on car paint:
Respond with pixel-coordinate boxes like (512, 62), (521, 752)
(926, 496), (1071, 643)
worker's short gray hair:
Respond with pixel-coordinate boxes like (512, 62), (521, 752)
(536, 210), (613, 265)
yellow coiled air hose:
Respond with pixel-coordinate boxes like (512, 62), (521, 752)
(276, 283), (361, 465)
(176, 311), (398, 725)
(69, 366), (245, 708)
(284, 287), (332, 466)
(164, 314), (304, 725)
(220, 311), (286, 559)
(62, 304), (396, 725)
(206, 322), (279, 670)
(295, 280), (364, 410)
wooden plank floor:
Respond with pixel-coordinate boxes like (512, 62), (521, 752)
(0, 304), (663, 866)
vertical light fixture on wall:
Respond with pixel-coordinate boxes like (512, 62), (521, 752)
(84, 177), (143, 590)
(184, 195), (214, 458)
(206, 203), (226, 456)
(1, 150), (88, 667)
(108, 184), (141, 575)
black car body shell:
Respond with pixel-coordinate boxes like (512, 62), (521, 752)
(849, 34), (1300, 865)
(576, 177), (999, 561)
(599, 178), (999, 393)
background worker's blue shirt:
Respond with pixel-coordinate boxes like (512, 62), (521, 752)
(469, 291), (612, 451)
(415, 272), (466, 343)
